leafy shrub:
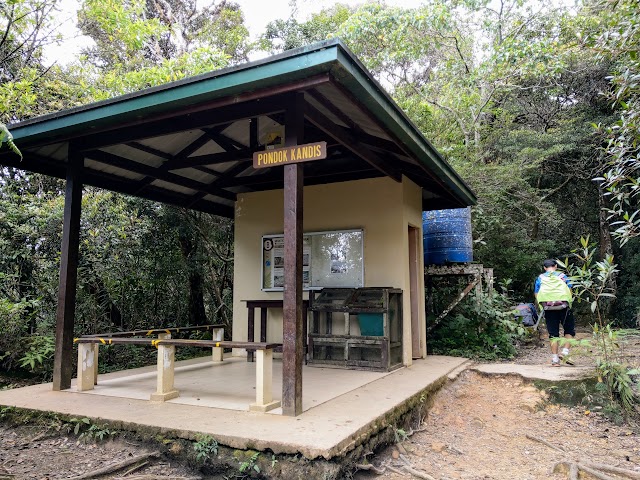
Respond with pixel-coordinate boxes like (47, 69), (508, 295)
(19, 335), (55, 376)
(193, 434), (218, 461)
(428, 291), (523, 360)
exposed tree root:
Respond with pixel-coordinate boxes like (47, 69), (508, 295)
(386, 464), (407, 475)
(113, 476), (201, 480)
(579, 461), (640, 479)
(121, 460), (148, 477)
(67, 451), (160, 480)
(554, 460), (640, 480)
(525, 433), (565, 453)
(402, 465), (437, 480)
(355, 463), (386, 475)
(569, 462), (579, 480)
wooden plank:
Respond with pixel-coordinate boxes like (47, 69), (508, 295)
(76, 337), (281, 350)
(52, 150), (83, 391)
(164, 148), (253, 170)
(74, 75), (330, 151)
(304, 102), (402, 182)
(84, 149), (236, 202)
(282, 92), (304, 417)
(81, 324), (225, 338)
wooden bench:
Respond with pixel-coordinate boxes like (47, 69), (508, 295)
(74, 335), (282, 412)
(77, 325), (226, 384)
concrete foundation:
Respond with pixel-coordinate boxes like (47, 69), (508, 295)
(0, 355), (467, 460)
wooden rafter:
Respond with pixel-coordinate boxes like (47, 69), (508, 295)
(75, 98), (285, 151)
(330, 81), (461, 201)
(84, 149), (236, 202)
(304, 102), (401, 182)
(307, 90), (405, 156)
(166, 149), (253, 170)
(125, 141), (173, 160)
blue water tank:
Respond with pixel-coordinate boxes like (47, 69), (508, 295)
(422, 207), (473, 265)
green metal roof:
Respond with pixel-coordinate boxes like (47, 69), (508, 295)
(3, 39), (476, 214)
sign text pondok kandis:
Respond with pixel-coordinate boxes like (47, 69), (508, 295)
(253, 141), (327, 169)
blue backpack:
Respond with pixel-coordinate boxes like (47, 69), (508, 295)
(514, 303), (539, 327)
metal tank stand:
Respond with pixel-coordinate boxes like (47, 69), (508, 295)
(425, 264), (494, 333)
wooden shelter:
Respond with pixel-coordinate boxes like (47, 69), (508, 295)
(0, 40), (475, 417)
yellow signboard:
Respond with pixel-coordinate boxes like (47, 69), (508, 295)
(253, 141), (327, 169)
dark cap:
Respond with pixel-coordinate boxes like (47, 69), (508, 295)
(543, 259), (557, 268)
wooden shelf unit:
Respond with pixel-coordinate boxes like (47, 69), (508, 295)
(308, 287), (403, 371)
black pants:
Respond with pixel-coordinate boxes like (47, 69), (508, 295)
(545, 308), (575, 338)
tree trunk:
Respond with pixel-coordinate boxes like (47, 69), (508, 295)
(84, 267), (122, 329)
(598, 183), (617, 313)
(177, 225), (208, 326)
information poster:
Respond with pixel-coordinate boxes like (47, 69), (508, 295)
(262, 229), (363, 291)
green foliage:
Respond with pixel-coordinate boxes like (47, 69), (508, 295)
(613, 238), (640, 326)
(193, 434), (218, 461)
(18, 335), (54, 374)
(394, 427), (408, 443)
(238, 451), (260, 475)
(592, 0), (640, 245)
(260, 3), (352, 53)
(561, 236), (639, 412)
(428, 291), (523, 360)
(67, 417), (115, 441)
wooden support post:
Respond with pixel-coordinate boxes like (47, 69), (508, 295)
(250, 348), (281, 412)
(93, 344), (99, 385)
(247, 306), (255, 362)
(212, 327), (224, 363)
(282, 92), (305, 417)
(53, 151), (83, 391)
(76, 343), (95, 392)
(150, 333), (179, 401)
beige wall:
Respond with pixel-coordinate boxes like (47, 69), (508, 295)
(232, 176), (425, 365)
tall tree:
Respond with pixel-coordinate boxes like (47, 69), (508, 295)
(592, 0), (640, 244)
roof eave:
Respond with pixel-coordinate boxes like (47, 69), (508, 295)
(331, 44), (477, 207)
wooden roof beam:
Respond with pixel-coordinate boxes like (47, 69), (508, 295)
(168, 149), (253, 170)
(307, 90), (405, 156)
(304, 103), (401, 182)
(125, 141), (173, 160)
(84, 149), (236, 201)
(75, 98), (285, 151)
(82, 169), (234, 217)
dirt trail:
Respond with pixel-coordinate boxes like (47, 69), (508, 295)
(355, 370), (639, 480)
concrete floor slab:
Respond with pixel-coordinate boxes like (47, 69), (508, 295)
(0, 355), (467, 459)
(82, 357), (394, 413)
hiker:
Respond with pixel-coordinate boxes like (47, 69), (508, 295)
(534, 259), (575, 366)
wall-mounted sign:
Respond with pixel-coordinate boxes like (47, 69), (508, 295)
(261, 229), (364, 291)
(253, 141), (327, 169)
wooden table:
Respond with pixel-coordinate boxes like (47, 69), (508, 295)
(243, 299), (311, 362)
